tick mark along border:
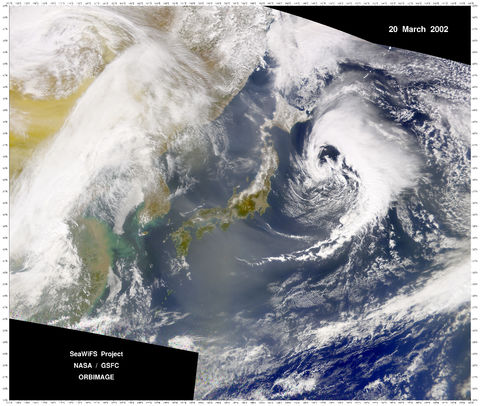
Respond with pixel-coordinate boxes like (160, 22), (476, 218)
(1, 1), (478, 404)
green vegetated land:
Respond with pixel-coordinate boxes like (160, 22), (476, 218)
(171, 149), (278, 257)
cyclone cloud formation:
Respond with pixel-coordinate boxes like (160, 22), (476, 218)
(10, 6), (470, 400)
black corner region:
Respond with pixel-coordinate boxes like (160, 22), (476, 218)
(9, 319), (198, 400)
(270, 6), (471, 65)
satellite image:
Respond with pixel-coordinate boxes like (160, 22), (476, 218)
(9, 6), (470, 400)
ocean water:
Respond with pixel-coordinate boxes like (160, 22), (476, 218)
(10, 6), (470, 400)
